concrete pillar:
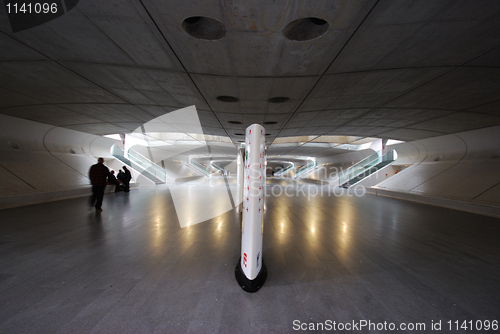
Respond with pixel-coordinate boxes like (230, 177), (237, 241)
(235, 124), (267, 292)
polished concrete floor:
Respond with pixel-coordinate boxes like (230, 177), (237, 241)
(0, 178), (499, 333)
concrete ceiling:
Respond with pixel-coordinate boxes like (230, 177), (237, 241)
(1, 0), (500, 146)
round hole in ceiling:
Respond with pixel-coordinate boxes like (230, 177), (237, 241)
(217, 96), (239, 102)
(283, 17), (329, 41)
(263, 121), (278, 125)
(182, 16), (227, 40)
(268, 97), (290, 103)
(228, 120), (242, 124)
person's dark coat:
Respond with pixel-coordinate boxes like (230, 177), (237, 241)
(89, 162), (110, 187)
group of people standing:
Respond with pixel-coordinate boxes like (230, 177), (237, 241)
(88, 157), (132, 212)
(108, 168), (131, 192)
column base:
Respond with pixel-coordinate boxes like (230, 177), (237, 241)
(235, 258), (267, 293)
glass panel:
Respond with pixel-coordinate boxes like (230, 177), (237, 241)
(338, 150), (396, 187)
(111, 145), (166, 184)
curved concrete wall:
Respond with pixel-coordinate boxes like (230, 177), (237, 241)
(375, 125), (500, 209)
(44, 126), (116, 160)
(0, 115), (117, 208)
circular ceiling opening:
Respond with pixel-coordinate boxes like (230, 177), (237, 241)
(228, 120), (242, 124)
(268, 97), (290, 103)
(182, 16), (226, 40)
(263, 121), (278, 125)
(217, 96), (239, 102)
(283, 17), (329, 41)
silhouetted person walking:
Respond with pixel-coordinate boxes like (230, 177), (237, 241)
(89, 157), (110, 212)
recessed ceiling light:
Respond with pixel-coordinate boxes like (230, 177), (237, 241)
(283, 17), (329, 41)
(217, 96), (239, 102)
(268, 97), (289, 103)
(182, 16), (226, 40)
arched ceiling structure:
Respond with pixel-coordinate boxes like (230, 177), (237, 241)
(1, 0), (500, 147)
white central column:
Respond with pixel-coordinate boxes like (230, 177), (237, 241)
(235, 123), (267, 292)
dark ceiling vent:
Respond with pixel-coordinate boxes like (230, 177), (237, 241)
(234, 133), (245, 136)
(228, 120), (242, 124)
(268, 97), (289, 103)
(283, 17), (329, 41)
(263, 121), (278, 125)
(182, 16), (226, 40)
(217, 96), (239, 102)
